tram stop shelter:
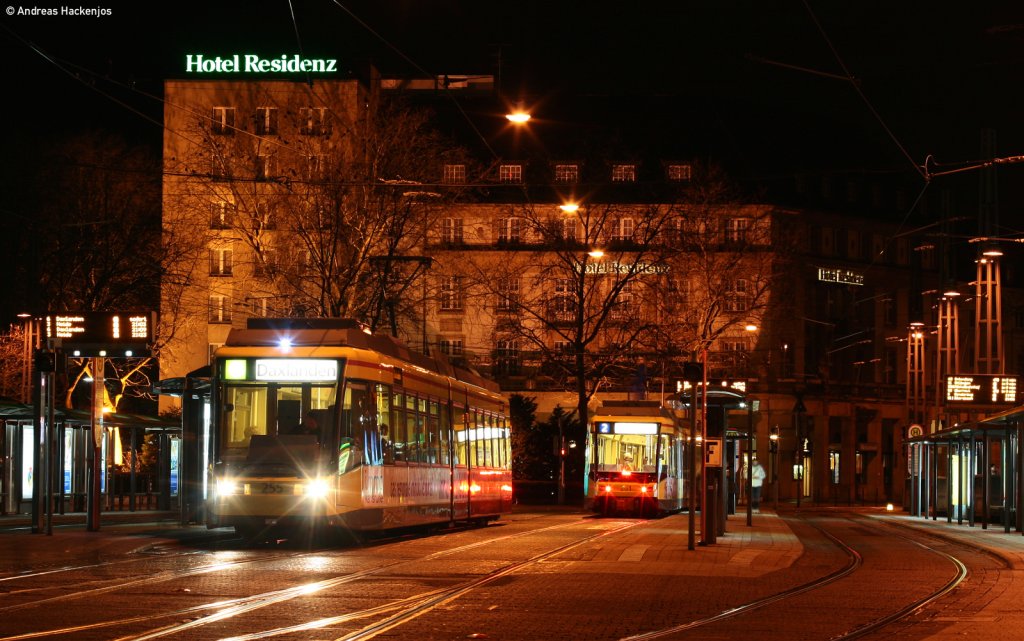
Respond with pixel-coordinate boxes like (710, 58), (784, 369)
(671, 383), (753, 539)
(906, 405), (1024, 533)
(0, 400), (181, 517)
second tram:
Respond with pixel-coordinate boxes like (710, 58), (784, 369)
(584, 400), (688, 517)
(206, 318), (512, 540)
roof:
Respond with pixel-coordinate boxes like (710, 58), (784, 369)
(0, 401), (180, 430)
(907, 405), (1024, 443)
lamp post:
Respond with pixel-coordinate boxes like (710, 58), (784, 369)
(770, 425), (780, 509)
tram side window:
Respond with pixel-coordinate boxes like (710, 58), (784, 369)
(484, 414), (496, 467)
(438, 402), (451, 465)
(392, 392), (407, 464)
(405, 394), (420, 463)
(453, 404), (466, 465)
(427, 400), (441, 464)
(658, 434), (670, 479)
(376, 384), (393, 465)
(476, 412), (489, 467)
(340, 382), (375, 471)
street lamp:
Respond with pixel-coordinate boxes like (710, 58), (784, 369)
(505, 110), (531, 124)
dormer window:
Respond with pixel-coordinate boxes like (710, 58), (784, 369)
(554, 163), (579, 183)
(499, 164), (522, 183)
(667, 163), (692, 182)
(611, 164), (636, 182)
(443, 164), (466, 184)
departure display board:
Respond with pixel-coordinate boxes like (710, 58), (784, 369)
(44, 312), (154, 356)
(945, 374), (1019, 405)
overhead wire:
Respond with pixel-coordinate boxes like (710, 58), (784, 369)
(801, 0), (927, 182)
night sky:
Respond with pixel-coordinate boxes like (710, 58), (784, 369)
(1, 1), (1023, 322)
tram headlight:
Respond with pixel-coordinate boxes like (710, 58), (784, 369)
(305, 478), (331, 499)
(215, 478), (239, 497)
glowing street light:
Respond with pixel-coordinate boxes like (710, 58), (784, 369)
(559, 202), (579, 213)
(506, 111), (531, 124)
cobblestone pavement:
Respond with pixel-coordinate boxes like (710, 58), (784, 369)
(3, 506), (1024, 640)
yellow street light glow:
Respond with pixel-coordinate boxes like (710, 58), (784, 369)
(588, 249), (605, 258)
(559, 203), (579, 213)
(745, 324), (758, 332)
(506, 111), (531, 124)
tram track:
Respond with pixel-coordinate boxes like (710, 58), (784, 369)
(0, 514), (632, 641)
(619, 511), (972, 641)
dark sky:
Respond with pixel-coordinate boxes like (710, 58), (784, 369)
(3, 1), (1023, 171)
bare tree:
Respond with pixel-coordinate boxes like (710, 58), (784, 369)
(444, 199), (681, 426)
(11, 132), (164, 411)
(163, 84), (468, 347)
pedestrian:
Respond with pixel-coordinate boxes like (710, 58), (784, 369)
(750, 458), (766, 512)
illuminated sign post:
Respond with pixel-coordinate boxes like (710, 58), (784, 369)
(945, 374), (1019, 405)
(43, 312), (154, 357)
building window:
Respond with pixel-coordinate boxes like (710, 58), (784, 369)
(550, 279), (574, 322)
(443, 164), (466, 184)
(438, 336), (464, 358)
(499, 164), (522, 183)
(441, 218), (464, 244)
(724, 278), (749, 312)
(561, 217), (578, 241)
(613, 217), (635, 242)
(554, 163), (579, 183)
(208, 343), (223, 365)
(257, 154), (276, 180)
(255, 107), (278, 135)
(254, 247), (277, 278)
(299, 107), (330, 135)
(882, 297), (896, 327)
(724, 218), (750, 244)
(667, 163), (691, 182)
(211, 107), (235, 134)
(494, 339), (521, 375)
(497, 217), (522, 243)
(611, 164), (636, 182)
(209, 295), (232, 324)
(440, 276), (464, 312)
(497, 277), (520, 312)
(249, 296), (273, 317)
(209, 247), (233, 276)
(305, 155), (327, 180)
(210, 202), (234, 229)
(611, 282), (635, 320)
(821, 227), (836, 256)
(847, 230), (862, 259)
(252, 203), (277, 230)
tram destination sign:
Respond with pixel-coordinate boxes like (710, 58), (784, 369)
(945, 374), (1019, 405)
(44, 312), (154, 357)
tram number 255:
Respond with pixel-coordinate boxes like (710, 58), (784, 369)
(260, 483), (285, 494)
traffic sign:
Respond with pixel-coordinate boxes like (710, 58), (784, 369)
(705, 438), (722, 467)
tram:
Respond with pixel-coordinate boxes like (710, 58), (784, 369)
(584, 400), (688, 517)
(206, 318), (512, 540)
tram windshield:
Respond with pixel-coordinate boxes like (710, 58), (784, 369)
(591, 426), (668, 481)
(217, 359), (340, 471)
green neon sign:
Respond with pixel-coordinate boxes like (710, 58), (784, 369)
(186, 54), (338, 74)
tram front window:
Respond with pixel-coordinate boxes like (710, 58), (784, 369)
(219, 382), (338, 468)
(592, 433), (659, 481)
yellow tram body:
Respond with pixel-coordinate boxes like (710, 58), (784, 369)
(206, 319), (512, 539)
(584, 400), (689, 517)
